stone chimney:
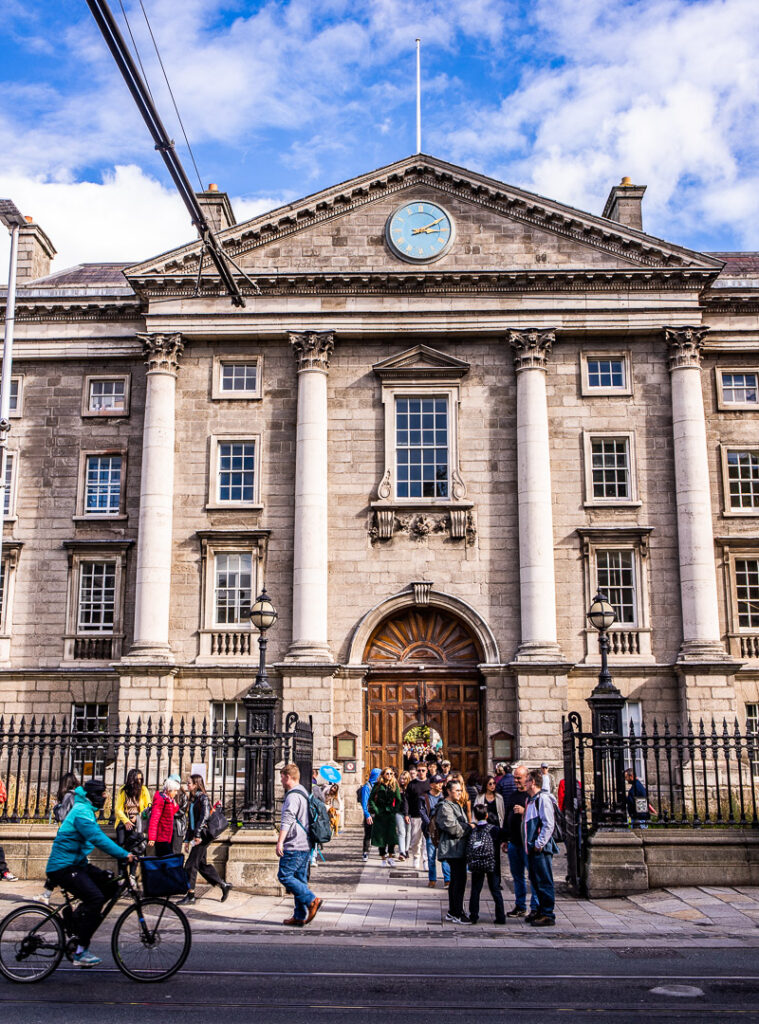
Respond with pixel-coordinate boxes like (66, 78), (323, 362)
(196, 183), (236, 234)
(602, 177), (646, 231)
(16, 216), (57, 283)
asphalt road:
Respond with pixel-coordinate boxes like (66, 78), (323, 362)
(2, 937), (759, 1023)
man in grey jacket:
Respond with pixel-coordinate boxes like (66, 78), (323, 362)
(276, 763), (322, 927)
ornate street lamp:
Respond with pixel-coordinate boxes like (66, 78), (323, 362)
(586, 590), (627, 827)
(242, 587), (279, 828)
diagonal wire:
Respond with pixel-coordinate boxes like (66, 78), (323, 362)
(117, 0), (155, 105)
(138, 0), (205, 193)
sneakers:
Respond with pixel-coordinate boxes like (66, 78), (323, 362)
(362, 853), (368, 862)
(386, 858), (395, 867)
(220, 883), (232, 903)
(72, 950), (102, 968)
(444, 912), (461, 923)
(380, 858), (390, 867)
(506, 907), (526, 918)
(1, 871), (17, 882)
(530, 915), (556, 927)
(524, 911), (540, 923)
(33, 890), (52, 904)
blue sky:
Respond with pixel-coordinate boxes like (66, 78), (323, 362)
(2, 0), (758, 276)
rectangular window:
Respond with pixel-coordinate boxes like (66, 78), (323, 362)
(71, 702), (110, 779)
(77, 562), (116, 633)
(84, 455), (122, 515)
(214, 553), (252, 625)
(0, 561), (5, 619)
(596, 550), (637, 625)
(746, 704), (759, 776)
(9, 378), (19, 415)
(3, 453), (13, 517)
(395, 397), (449, 499)
(623, 701), (645, 776)
(209, 701), (245, 783)
(587, 358), (625, 390)
(88, 378), (127, 414)
(217, 442), (256, 503)
(220, 363), (257, 394)
(726, 451), (759, 510)
(735, 559), (759, 629)
(722, 372), (758, 406)
(591, 438), (630, 500)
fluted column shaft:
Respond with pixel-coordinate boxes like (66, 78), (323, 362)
(666, 327), (726, 660)
(287, 331), (334, 662)
(129, 334), (183, 661)
(509, 330), (561, 661)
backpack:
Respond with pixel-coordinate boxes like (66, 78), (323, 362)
(465, 826), (495, 873)
(548, 794), (565, 844)
(428, 799), (444, 847)
(295, 790), (333, 847)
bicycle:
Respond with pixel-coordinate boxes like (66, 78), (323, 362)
(0, 856), (191, 983)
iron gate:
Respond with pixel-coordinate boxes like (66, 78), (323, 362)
(562, 712), (589, 896)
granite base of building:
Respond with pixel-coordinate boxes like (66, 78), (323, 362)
(585, 828), (759, 898)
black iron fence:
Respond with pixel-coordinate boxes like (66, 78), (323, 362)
(0, 710), (313, 830)
(563, 712), (759, 895)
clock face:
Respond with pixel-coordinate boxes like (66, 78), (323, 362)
(386, 201), (454, 263)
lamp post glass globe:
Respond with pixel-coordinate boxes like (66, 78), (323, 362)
(250, 588), (278, 633)
(587, 592), (615, 632)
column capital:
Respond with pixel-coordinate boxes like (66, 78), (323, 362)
(139, 333), (184, 375)
(665, 326), (708, 371)
(508, 329), (555, 371)
(290, 330), (335, 372)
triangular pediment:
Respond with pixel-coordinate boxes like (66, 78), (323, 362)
(126, 154), (723, 292)
(372, 344), (470, 381)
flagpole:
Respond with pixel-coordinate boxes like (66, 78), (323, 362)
(416, 38), (421, 154)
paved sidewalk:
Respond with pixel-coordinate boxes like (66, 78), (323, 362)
(3, 828), (759, 945)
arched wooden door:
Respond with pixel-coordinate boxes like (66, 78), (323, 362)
(363, 607), (483, 774)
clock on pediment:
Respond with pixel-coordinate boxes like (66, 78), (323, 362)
(386, 200), (454, 263)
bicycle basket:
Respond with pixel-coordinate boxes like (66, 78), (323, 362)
(140, 855), (189, 897)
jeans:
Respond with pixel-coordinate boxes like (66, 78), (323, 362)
(277, 850), (316, 922)
(425, 837), (450, 883)
(469, 870), (506, 922)
(507, 841), (538, 912)
(527, 849), (555, 920)
(184, 838), (224, 891)
(445, 857), (467, 918)
(395, 814), (411, 857)
(47, 862), (116, 948)
(362, 820), (372, 855)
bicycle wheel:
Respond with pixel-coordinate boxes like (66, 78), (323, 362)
(0, 905), (64, 983)
(111, 898), (191, 982)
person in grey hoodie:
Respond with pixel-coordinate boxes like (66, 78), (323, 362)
(359, 768), (381, 862)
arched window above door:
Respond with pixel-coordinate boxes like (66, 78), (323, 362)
(364, 608), (481, 666)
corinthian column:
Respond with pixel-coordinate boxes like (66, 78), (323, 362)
(128, 333), (183, 662)
(509, 329), (561, 661)
(666, 326), (727, 661)
(287, 330), (334, 661)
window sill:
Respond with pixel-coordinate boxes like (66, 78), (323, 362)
(81, 412), (130, 419)
(204, 503), (264, 512)
(581, 388), (633, 398)
(72, 515), (128, 523)
(722, 508), (759, 518)
(211, 394), (262, 402)
(583, 500), (642, 509)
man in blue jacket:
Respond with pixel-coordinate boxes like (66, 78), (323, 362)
(359, 769), (381, 862)
(46, 780), (133, 967)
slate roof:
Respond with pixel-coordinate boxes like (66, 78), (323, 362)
(21, 263), (134, 289)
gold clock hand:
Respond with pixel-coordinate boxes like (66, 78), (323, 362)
(411, 216), (445, 235)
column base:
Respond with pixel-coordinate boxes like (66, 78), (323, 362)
(121, 643), (175, 666)
(284, 640), (333, 663)
(512, 641), (565, 664)
(677, 640), (733, 664)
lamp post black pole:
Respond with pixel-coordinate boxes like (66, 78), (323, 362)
(242, 589), (279, 829)
(586, 592), (627, 828)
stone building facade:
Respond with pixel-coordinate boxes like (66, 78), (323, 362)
(1, 154), (758, 783)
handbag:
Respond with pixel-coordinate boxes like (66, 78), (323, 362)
(204, 804), (229, 840)
(141, 854), (189, 897)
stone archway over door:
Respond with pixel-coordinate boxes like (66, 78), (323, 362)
(363, 607), (483, 773)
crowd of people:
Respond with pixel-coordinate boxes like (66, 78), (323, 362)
(357, 759), (561, 926)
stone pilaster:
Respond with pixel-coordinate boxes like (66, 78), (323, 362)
(126, 333), (183, 663)
(508, 329), (562, 662)
(277, 663), (339, 765)
(287, 331), (334, 662)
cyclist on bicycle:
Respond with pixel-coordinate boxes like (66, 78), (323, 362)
(45, 779), (135, 968)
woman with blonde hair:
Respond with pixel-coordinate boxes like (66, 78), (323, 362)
(451, 771), (473, 824)
(395, 770), (412, 860)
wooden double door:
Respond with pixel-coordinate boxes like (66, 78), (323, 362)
(365, 677), (483, 775)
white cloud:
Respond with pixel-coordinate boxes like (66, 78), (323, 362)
(0, 165), (285, 283)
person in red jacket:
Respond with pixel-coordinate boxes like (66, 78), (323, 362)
(147, 775), (180, 856)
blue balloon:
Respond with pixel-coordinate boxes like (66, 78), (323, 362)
(318, 765), (342, 783)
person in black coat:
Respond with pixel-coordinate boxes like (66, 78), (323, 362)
(178, 775), (232, 905)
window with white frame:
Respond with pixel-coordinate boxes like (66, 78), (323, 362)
(584, 433), (637, 504)
(214, 553), (252, 625)
(208, 437), (261, 508)
(64, 543), (129, 661)
(77, 562), (116, 633)
(723, 449), (759, 512)
(84, 455), (122, 516)
(746, 704), (759, 775)
(71, 702), (110, 779)
(2, 452), (16, 518)
(209, 701), (245, 783)
(83, 375), (129, 416)
(596, 549), (637, 625)
(735, 559), (759, 630)
(581, 353), (631, 396)
(8, 376), (22, 417)
(623, 701), (646, 778)
(212, 357), (261, 400)
(717, 369), (759, 410)
(395, 396), (449, 499)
